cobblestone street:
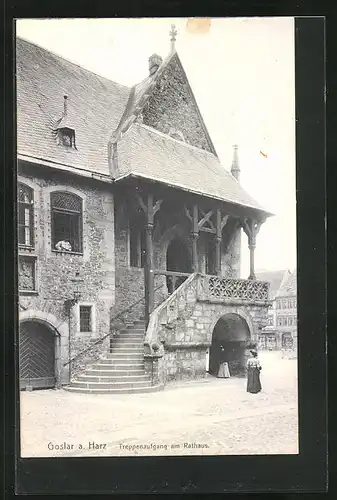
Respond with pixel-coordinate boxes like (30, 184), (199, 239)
(20, 352), (298, 457)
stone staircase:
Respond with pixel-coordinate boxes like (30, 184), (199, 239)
(64, 319), (162, 394)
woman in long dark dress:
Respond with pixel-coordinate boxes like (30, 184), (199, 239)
(247, 349), (262, 393)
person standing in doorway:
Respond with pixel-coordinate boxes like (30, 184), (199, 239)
(247, 349), (262, 393)
(217, 345), (230, 378)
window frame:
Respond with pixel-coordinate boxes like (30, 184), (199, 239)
(50, 191), (83, 254)
(79, 305), (92, 333)
(18, 183), (34, 249)
(76, 302), (96, 336)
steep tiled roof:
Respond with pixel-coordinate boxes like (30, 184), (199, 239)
(17, 37), (130, 175)
(277, 270), (297, 297)
(256, 270), (288, 299)
(112, 52), (175, 142)
(116, 123), (268, 213)
(16, 37), (271, 216)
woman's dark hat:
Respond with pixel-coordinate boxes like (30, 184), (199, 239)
(250, 349), (258, 356)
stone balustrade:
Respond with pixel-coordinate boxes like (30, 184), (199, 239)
(198, 275), (270, 302)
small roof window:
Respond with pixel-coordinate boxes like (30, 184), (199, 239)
(54, 95), (77, 149)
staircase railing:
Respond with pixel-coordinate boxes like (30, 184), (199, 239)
(144, 272), (199, 355)
(63, 285), (162, 367)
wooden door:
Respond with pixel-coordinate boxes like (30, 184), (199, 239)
(20, 321), (56, 390)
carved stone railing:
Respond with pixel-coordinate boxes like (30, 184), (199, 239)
(198, 275), (270, 302)
(144, 273), (198, 356)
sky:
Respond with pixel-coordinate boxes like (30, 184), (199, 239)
(16, 17), (296, 277)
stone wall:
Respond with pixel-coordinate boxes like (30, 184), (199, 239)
(142, 53), (213, 153)
(18, 162), (115, 384)
(164, 348), (207, 382)
(150, 273), (270, 383)
(114, 199), (167, 322)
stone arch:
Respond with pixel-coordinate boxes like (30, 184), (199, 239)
(208, 305), (255, 341)
(160, 224), (191, 258)
(17, 175), (41, 196)
(208, 310), (252, 377)
(19, 310), (69, 387)
(157, 223), (192, 269)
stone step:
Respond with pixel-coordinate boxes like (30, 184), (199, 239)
(112, 339), (144, 345)
(113, 337), (144, 343)
(93, 361), (145, 369)
(125, 327), (144, 332)
(86, 368), (146, 377)
(112, 336), (144, 342)
(63, 384), (163, 395)
(97, 360), (144, 366)
(69, 379), (153, 390)
(111, 346), (144, 352)
(76, 374), (150, 383)
(116, 329), (144, 335)
(102, 353), (143, 360)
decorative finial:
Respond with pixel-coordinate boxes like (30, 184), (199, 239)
(63, 95), (68, 115)
(231, 144), (240, 181)
(169, 24), (178, 53)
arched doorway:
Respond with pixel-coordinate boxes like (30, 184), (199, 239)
(209, 313), (251, 377)
(166, 238), (192, 293)
(19, 320), (58, 390)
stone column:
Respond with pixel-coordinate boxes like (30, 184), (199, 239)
(144, 193), (155, 327)
(248, 240), (256, 280)
(241, 218), (263, 281)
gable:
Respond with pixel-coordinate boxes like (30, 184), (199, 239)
(141, 53), (216, 154)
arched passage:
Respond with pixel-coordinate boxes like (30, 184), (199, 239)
(209, 313), (251, 377)
(166, 237), (192, 293)
(19, 319), (59, 390)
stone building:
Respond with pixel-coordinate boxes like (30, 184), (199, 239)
(275, 270), (298, 352)
(256, 269), (290, 350)
(17, 30), (272, 394)
(256, 269), (297, 352)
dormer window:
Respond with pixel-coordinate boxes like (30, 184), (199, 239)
(58, 126), (75, 148)
(54, 95), (77, 149)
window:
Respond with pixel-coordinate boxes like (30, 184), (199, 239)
(51, 192), (83, 253)
(79, 305), (92, 332)
(129, 223), (146, 268)
(56, 126), (76, 149)
(18, 183), (34, 247)
(267, 315), (274, 326)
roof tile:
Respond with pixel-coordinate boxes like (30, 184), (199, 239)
(117, 124), (267, 212)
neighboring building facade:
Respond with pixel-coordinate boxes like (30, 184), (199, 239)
(275, 270), (298, 351)
(17, 32), (272, 393)
(256, 269), (297, 352)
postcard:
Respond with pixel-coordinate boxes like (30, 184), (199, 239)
(16, 17), (299, 459)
